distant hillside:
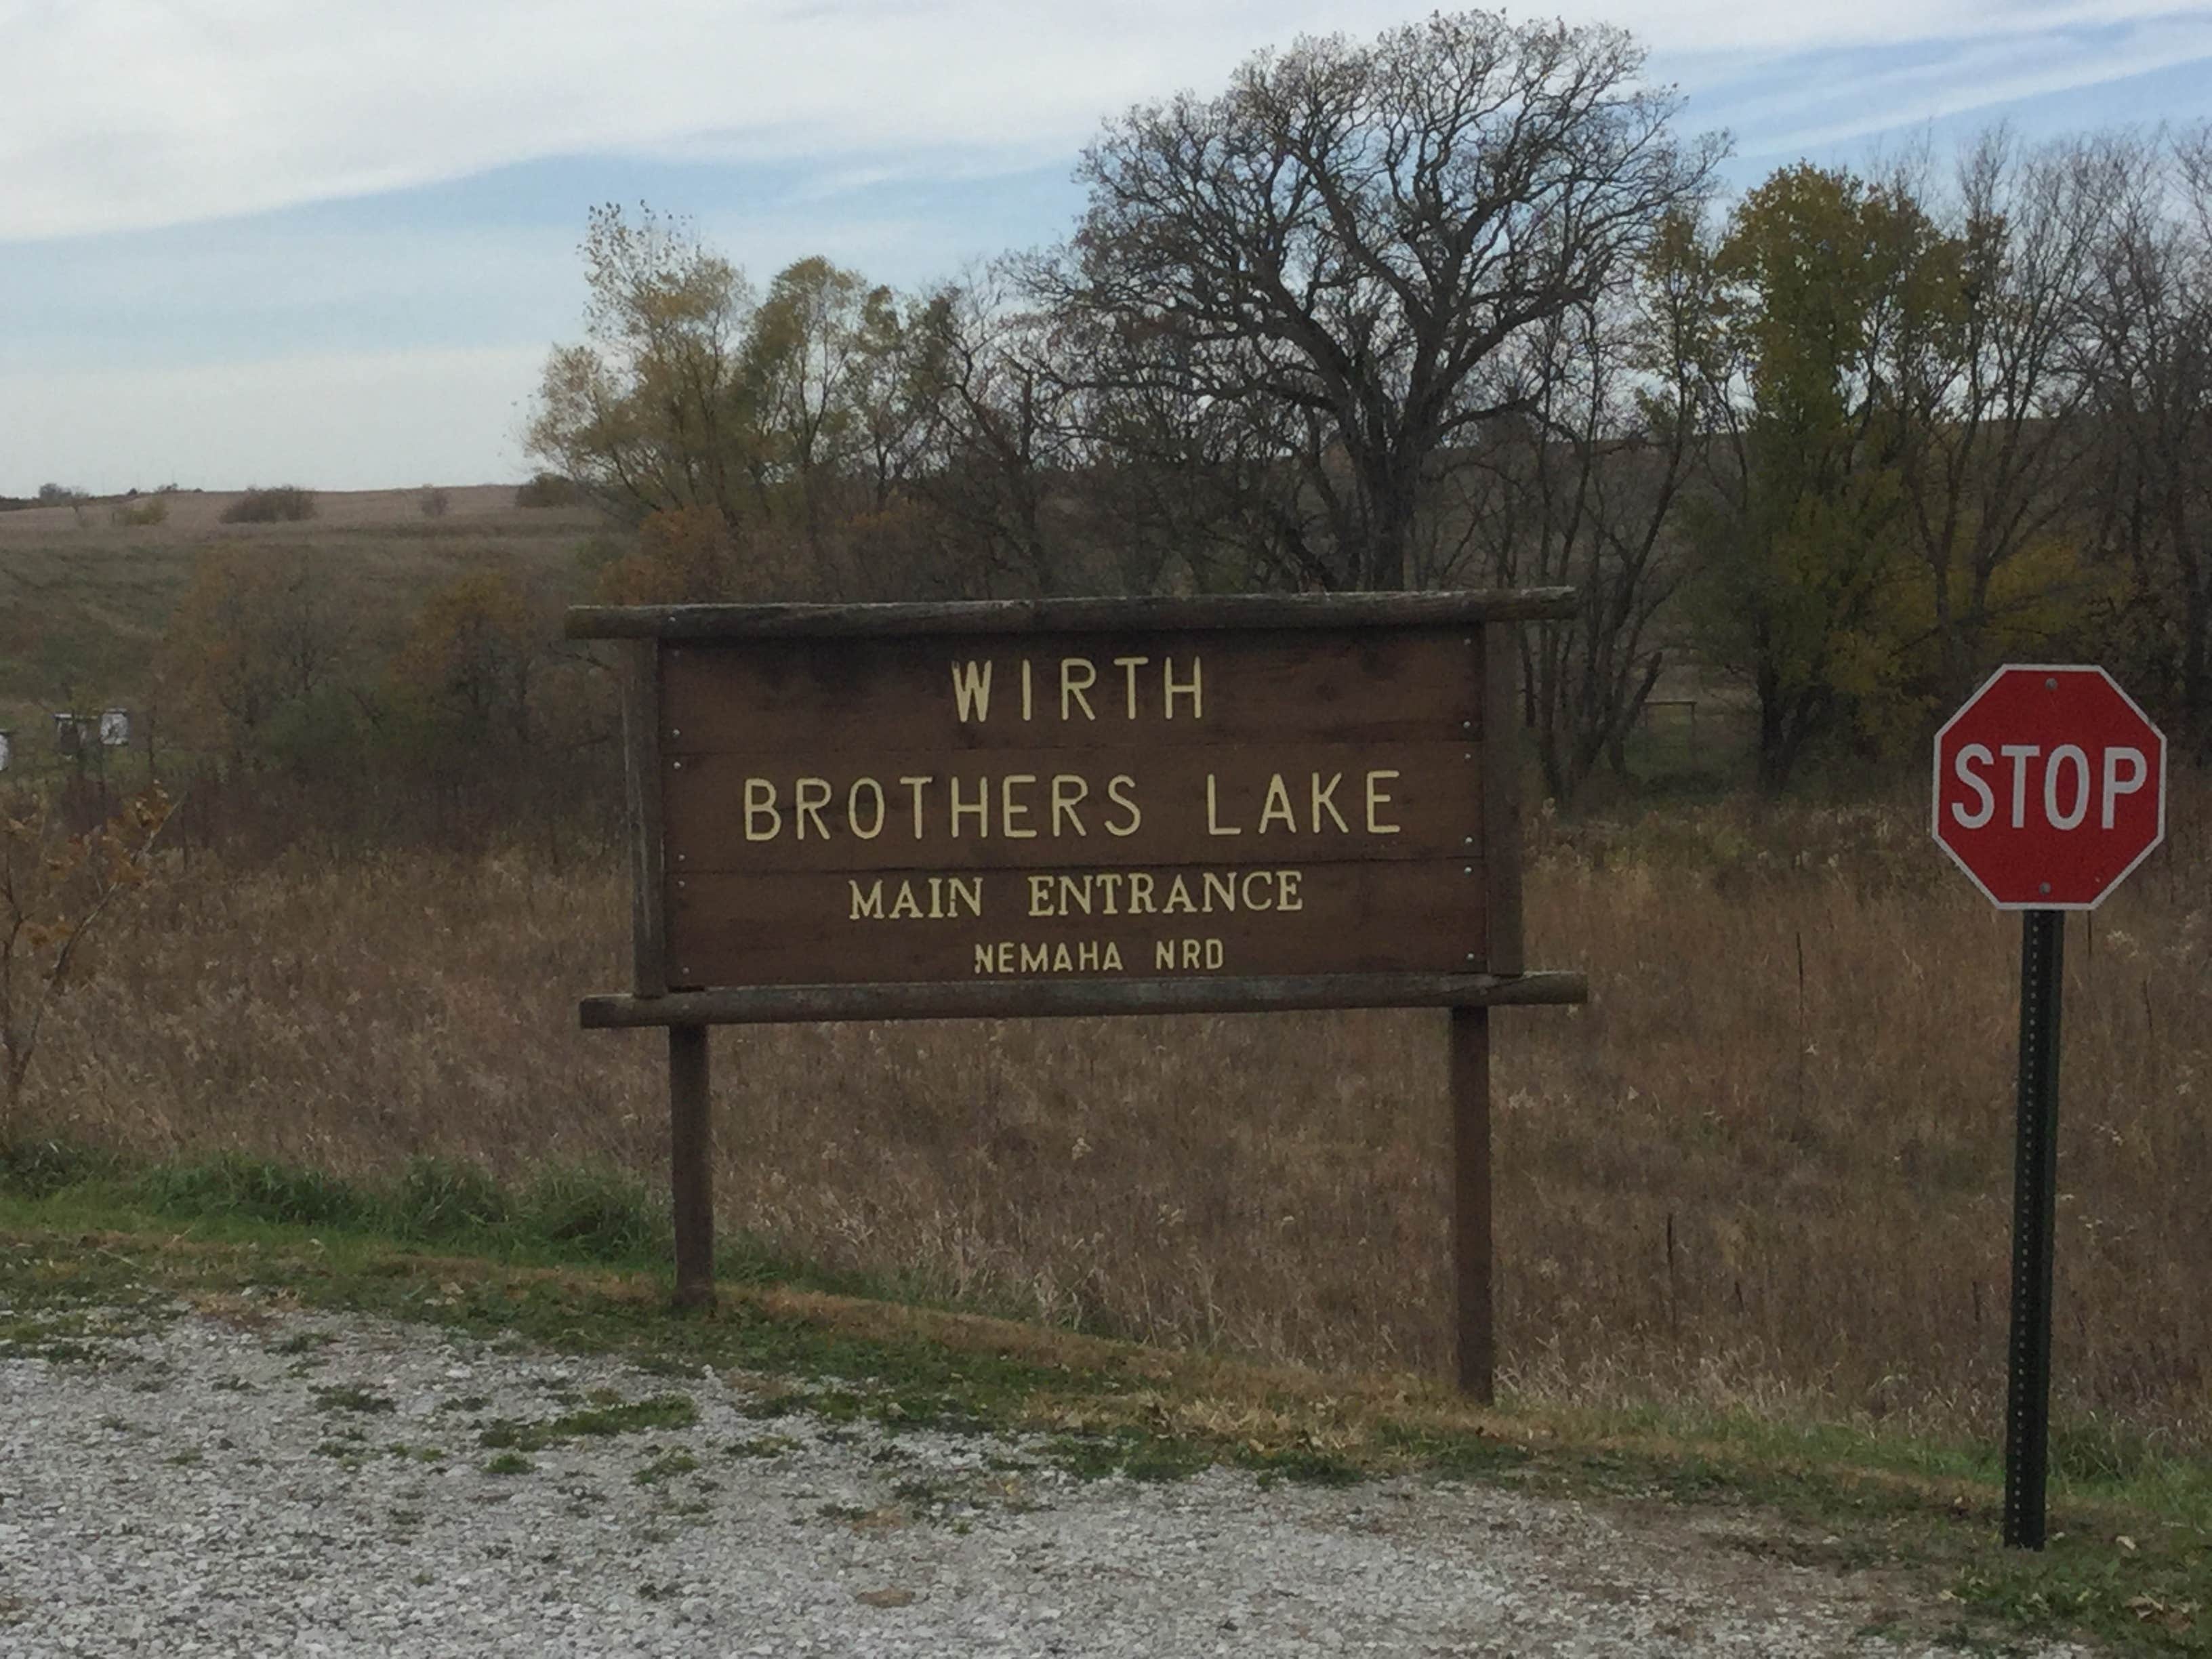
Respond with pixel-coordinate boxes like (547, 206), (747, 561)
(0, 485), (608, 742)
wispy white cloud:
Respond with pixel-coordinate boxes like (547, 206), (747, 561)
(3, 1), (2205, 241)
(1704, 12), (2212, 159)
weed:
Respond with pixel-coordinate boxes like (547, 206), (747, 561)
(310, 1384), (394, 1414)
(482, 1451), (533, 1476)
(514, 1165), (668, 1263)
(726, 1435), (798, 1458)
(633, 1449), (699, 1486)
(389, 1156), (510, 1240)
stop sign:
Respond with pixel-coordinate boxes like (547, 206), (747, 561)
(1932, 665), (2166, 908)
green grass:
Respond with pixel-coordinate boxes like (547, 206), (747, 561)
(1, 1143), (2206, 1654)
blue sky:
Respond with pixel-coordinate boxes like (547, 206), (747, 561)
(3, 1), (2209, 495)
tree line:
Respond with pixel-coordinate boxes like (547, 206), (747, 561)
(529, 14), (2212, 798)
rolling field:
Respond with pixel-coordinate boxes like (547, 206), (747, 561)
(0, 485), (601, 737)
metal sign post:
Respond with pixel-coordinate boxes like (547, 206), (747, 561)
(2003, 909), (2064, 1549)
(1931, 664), (2165, 1551)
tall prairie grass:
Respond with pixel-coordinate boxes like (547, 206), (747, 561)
(15, 793), (2210, 1449)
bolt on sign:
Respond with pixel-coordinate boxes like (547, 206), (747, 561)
(569, 592), (1588, 1401)
(1931, 664), (2167, 1553)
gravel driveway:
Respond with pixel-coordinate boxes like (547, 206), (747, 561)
(0, 1306), (2088, 1658)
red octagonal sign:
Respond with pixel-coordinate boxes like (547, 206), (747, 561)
(1933, 665), (2166, 909)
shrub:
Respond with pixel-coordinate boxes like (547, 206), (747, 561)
(139, 1151), (369, 1228)
(516, 1164), (668, 1261)
(0, 1138), (120, 1198)
(221, 485), (316, 524)
(389, 1154), (510, 1240)
(36, 483), (87, 505)
(418, 485), (451, 518)
(514, 471), (581, 509)
(110, 497), (169, 527)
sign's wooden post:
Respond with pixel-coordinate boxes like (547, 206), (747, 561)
(1449, 1004), (1494, 1402)
(572, 592), (1586, 1380)
(668, 1024), (714, 1309)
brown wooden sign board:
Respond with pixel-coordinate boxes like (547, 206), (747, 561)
(569, 590), (1588, 1399)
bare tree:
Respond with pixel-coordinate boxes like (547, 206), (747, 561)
(1039, 9), (1719, 591)
(2076, 127), (2212, 748)
(1883, 131), (2108, 700)
(1461, 214), (1706, 800)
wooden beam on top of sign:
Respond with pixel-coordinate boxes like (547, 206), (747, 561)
(579, 970), (1588, 1028)
(566, 588), (1580, 641)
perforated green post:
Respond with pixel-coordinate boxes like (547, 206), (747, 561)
(2003, 908), (2063, 1550)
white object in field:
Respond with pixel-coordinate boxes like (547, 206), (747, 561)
(0, 730), (12, 771)
(100, 708), (129, 747)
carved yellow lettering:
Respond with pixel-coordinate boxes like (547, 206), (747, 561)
(949, 877), (982, 918)
(951, 659), (993, 722)
(1078, 941), (1101, 971)
(1165, 656), (1202, 719)
(1310, 772), (1348, 833)
(1052, 943), (1073, 972)
(1021, 942), (1049, 972)
(899, 776), (932, 839)
(949, 777), (989, 837)
(849, 880), (885, 920)
(1205, 774), (1242, 836)
(1104, 775), (1141, 836)
(1258, 773), (1296, 834)
(794, 777), (832, 840)
(1154, 940), (1175, 970)
(973, 943), (995, 974)
(743, 778), (782, 841)
(1113, 655), (1149, 718)
(1206, 938), (1224, 968)
(1092, 872), (1124, 915)
(1164, 876), (1196, 915)
(1240, 870), (1273, 909)
(1181, 939), (1202, 968)
(926, 876), (945, 918)
(1001, 774), (1038, 839)
(1061, 657), (1097, 720)
(1057, 875), (1093, 917)
(1277, 869), (1303, 912)
(1365, 770), (1401, 834)
(1126, 872), (1157, 914)
(998, 942), (1016, 972)
(848, 778), (886, 840)
(1020, 659), (1033, 722)
(1103, 942), (1124, 970)
(1202, 872), (1235, 912)
(889, 881), (924, 920)
(1028, 874), (1056, 917)
(1050, 774), (1088, 836)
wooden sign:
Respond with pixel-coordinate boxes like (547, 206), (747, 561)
(569, 590), (1586, 1399)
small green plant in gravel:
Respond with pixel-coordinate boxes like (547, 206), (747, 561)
(311, 1383), (394, 1414)
(482, 1451), (533, 1476)
(632, 1449), (699, 1486)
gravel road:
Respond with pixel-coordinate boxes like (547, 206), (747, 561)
(0, 1304), (2087, 1658)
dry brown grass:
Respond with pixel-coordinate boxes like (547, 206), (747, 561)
(15, 794), (2211, 1450)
